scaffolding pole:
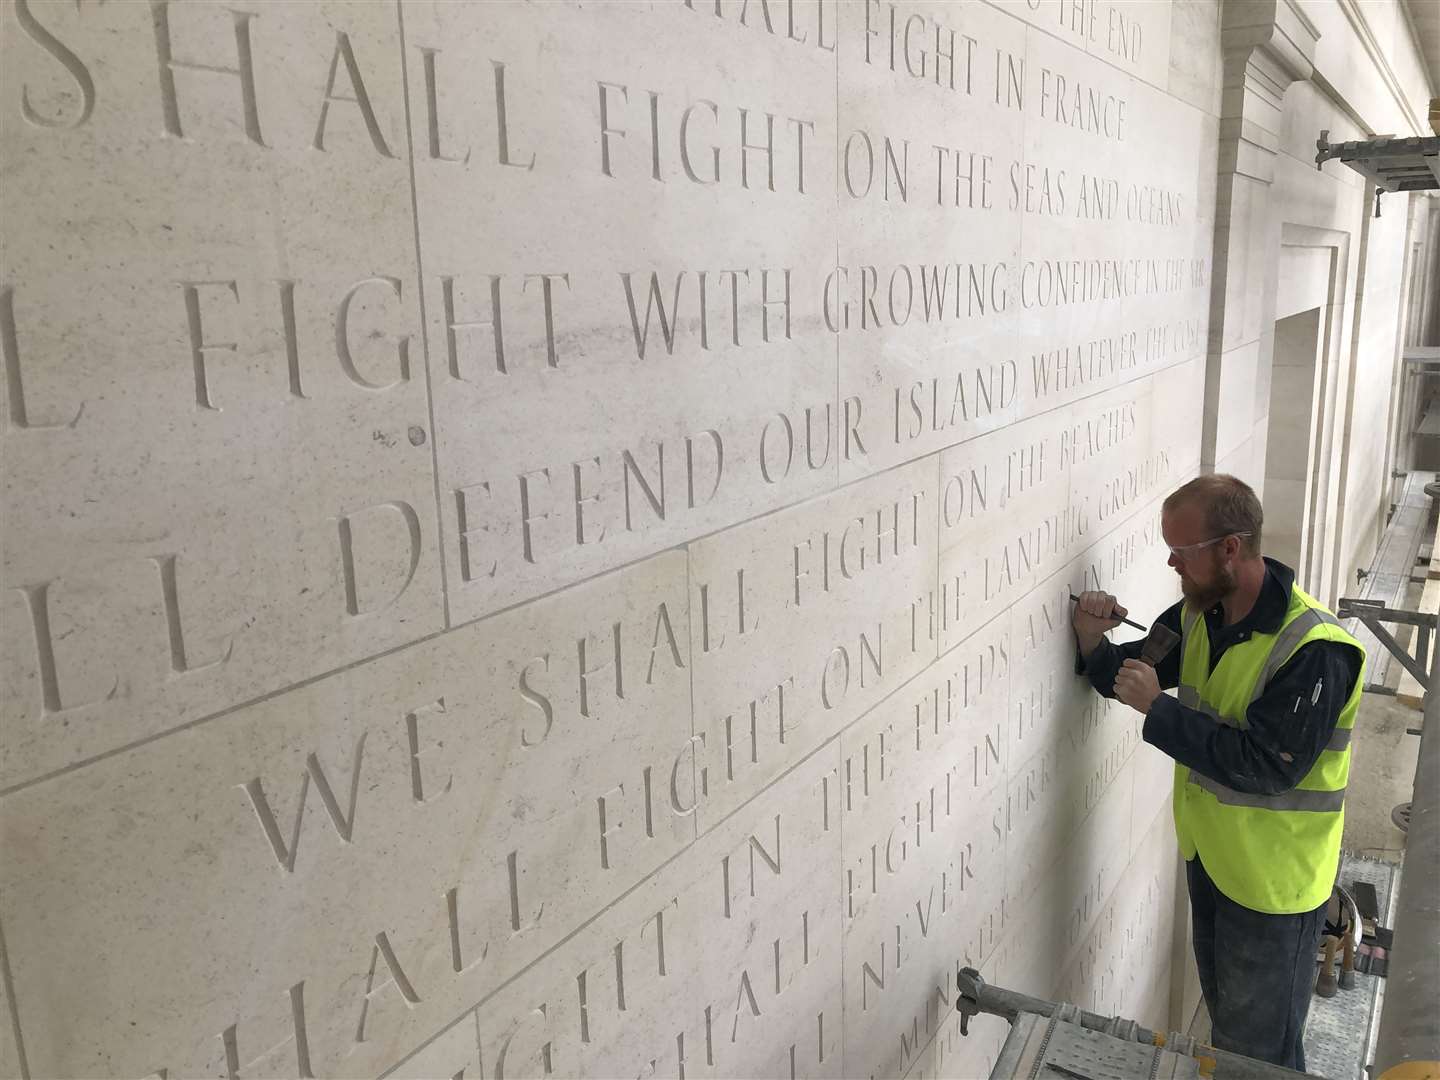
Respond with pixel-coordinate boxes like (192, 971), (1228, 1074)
(1373, 622), (1440, 1079)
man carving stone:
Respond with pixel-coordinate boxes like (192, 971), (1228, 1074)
(1072, 474), (1364, 1071)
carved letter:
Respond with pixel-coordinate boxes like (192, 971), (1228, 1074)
(647, 603), (684, 683)
(336, 277), (410, 390)
(685, 428), (724, 509)
(493, 61), (535, 170)
(14, 580), (119, 715)
(419, 47), (467, 163)
(669, 733), (709, 815)
(572, 456), (605, 546)
(518, 467), (553, 564)
(622, 444), (666, 530)
(240, 733), (368, 872)
(739, 108), (776, 191)
(2, 286), (84, 429)
(578, 620), (624, 718)
(759, 413), (795, 484)
(273, 279), (306, 399)
(181, 280), (240, 411)
(731, 969), (762, 1040)
(313, 32), (395, 157)
(15, 0), (96, 129)
(518, 655), (554, 748)
(861, 944), (886, 1010)
(150, 554), (234, 676)
(353, 932), (421, 1044)
(336, 500), (422, 616)
(406, 698), (451, 804)
(821, 645), (849, 710)
(620, 272), (684, 360)
(522, 273), (569, 368)
(597, 81), (628, 177)
(447, 882), (489, 976)
(152, 1), (263, 145)
(509, 848), (544, 932)
(495, 1005), (553, 1080)
(221, 982), (314, 1080)
(680, 100), (721, 184)
(455, 482), (498, 582)
(441, 274), (503, 378)
(597, 783), (625, 870)
(721, 816), (782, 916)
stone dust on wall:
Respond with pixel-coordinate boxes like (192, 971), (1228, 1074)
(0, 1), (1215, 1077)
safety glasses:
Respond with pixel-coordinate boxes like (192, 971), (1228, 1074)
(1166, 532), (1251, 559)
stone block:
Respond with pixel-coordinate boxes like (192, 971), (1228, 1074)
(1167, 0), (1224, 116)
(1211, 340), (1262, 465)
(402, 0), (841, 623)
(0, 0), (445, 790)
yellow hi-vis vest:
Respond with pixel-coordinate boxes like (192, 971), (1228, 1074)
(1173, 584), (1364, 914)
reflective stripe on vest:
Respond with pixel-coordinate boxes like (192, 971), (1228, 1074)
(1251, 608), (1342, 700)
(1172, 707), (1351, 752)
(1186, 771), (1347, 812)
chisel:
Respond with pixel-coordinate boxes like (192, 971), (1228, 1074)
(1067, 591), (1147, 632)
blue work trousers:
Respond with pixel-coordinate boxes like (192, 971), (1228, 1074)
(1187, 857), (1328, 1071)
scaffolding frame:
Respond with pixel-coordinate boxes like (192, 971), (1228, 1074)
(1336, 475), (1439, 1078)
(1314, 132), (1440, 217)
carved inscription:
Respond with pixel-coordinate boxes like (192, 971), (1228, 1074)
(0, 556), (704, 1077)
(0, 0), (1210, 1076)
(10, 1), (405, 152)
(838, 610), (1010, 1080)
(0, 0), (453, 790)
(688, 459), (938, 823)
(680, 0), (839, 53)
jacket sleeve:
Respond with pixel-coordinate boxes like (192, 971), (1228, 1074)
(1076, 601), (1185, 695)
(1141, 638), (1362, 794)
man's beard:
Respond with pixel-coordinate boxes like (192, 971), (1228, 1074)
(1181, 559), (1237, 610)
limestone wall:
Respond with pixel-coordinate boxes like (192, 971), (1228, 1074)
(1207, 0), (1439, 604)
(16, 1), (1425, 1077)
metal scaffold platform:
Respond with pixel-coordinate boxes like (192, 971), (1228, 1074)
(1303, 855), (1399, 1080)
(955, 969), (1317, 1080)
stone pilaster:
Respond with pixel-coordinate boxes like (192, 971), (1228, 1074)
(1203, 0), (1321, 479)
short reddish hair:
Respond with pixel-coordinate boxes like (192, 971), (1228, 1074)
(1162, 474), (1263, 557)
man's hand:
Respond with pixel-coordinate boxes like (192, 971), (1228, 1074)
(1073, 590), (1129, 660)
(1114, 658), (1161, 714)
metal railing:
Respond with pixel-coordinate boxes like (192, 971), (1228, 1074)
(1372, 621), (1440, 1079)
(954, 968), (1315, 1080)
(1342, 474), (1440, 1078)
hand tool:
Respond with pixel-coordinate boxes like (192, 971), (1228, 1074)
(1068, 591), (1147, 631)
